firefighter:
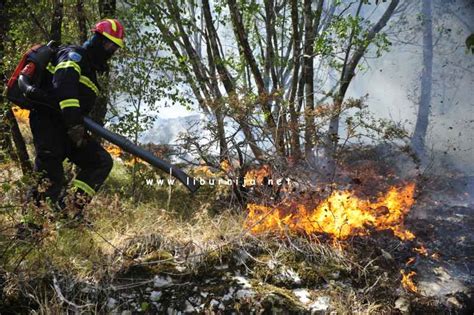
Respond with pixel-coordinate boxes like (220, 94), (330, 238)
(25, 19), (125, 220)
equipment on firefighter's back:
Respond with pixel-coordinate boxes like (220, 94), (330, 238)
(4, 41), (58, 109)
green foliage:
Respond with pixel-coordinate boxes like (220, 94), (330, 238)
(110, 7), (193, 139)
(2, 1), (100, 77)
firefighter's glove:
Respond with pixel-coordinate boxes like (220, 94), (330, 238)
(67, 124), (87, 148)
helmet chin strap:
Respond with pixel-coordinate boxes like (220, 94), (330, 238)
(83, 34), (113, 73)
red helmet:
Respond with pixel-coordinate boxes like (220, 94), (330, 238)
(92, 19), (125, 48)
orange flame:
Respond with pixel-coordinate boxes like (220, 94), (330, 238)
(414, 245), (428, 256)
(105, 144), (123, 158)
(244, 165), (271, 186)
(245, 183), (416, 240)
(401, 270), (418, 292)
(105, 144), (145, 166)
(194, 164), (214, 178)
(406, 257), (416, 266)
(220, 160), (232, 173)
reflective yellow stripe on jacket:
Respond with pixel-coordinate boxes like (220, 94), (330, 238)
(47, 62), (99, 95)
(47, 63), (55, 74)
(79, 76), (99, 95)
(72, 179), (95, 196)
(59, 98), (80, 109)
(55, 61), (81, 75)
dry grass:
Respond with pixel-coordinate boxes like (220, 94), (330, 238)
(0, 161), (417, 313)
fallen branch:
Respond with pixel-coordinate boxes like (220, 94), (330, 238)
(52, 274), (95, 310)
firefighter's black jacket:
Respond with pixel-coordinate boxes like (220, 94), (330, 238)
(40, 45), (100, 127)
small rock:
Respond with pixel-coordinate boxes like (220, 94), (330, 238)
(235, 289), (254, 299)
(267, 259), (277, 269)
(294, 289), (311, 305)
(234, 249), (249, 265)
(433, 267), (451, 282)
(123, 293), (136, 299)
(200, 292), (209, 298)
(381, 249), (393, 260)
(188, 296), (201, 305)
(223, 287), (235, 301)
(184, 300), (195, 313)
(330, 271), (340, 280)
(150, 291), (162, 302)
(447, 296), (462, 308)
(309, 296), (330, 312)
(394, 297), (410, 314)
(107, 297), (118, 310)
(233, 276), (252, 289)
(209, 299), (220, 308)
(215, 264), (228, 270)
(154, 275), (172, 288)
(80, 287), (93, 294)
(278, 267), (302, 285)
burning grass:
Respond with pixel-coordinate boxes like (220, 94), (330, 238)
(0, 157), (472, 313)
(246, 183), (416, 240)
(401, 270), (418, 293)
(0, 170), (403, 313)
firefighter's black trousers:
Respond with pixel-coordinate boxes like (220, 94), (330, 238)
(29, 108), (113, 206)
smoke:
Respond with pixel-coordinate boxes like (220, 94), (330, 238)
(346, 0), (474, 175)
(132, 0), (473, 176)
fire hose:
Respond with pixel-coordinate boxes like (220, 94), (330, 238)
(8, 93), (200, 193)
(82, 117), (200, 193)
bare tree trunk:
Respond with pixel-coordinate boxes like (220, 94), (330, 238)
(0, 0), (32, 173)
(288, 0), (302, 162)
(203, 0), (269, 162)
(164, 0), (215, 98)
(6, 109), (32, 173)
(326, 0), (399, 173)
(411, 0), (433, 161)
(202, 0), (235, 94)
(264, 0), (286, 157)
(326, 0), (364, 162)
(0, 0), (13, 157)
(302, 0), (314, 156)
(148, 1), (239, 162)
(202, 0), (234, 161)
(50, 0), (64, 43)
(76, 0), (88, 43)
(204, 35), (229, 162)
(99, 0), (116, 17)
(227, 0), (277, 131)
(152, 18), (209, 112)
